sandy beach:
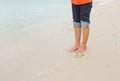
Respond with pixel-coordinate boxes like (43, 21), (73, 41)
(32, 0), (120, 81)
(0, 0), (120, 81)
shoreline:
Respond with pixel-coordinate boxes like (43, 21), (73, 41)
(0, 0), (120, 81)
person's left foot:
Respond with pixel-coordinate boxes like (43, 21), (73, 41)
(69, 44), (80, 52)
(75, 45), (87, 53)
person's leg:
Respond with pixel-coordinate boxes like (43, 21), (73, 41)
(75, 28), (89, 53)
(69, 4), (81, 52)
(82, 27), (89, 48)
(69, 27), (81, 52)
(75, 2), (92, 53)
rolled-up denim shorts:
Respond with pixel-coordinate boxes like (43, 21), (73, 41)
(72, 2), (92, 28)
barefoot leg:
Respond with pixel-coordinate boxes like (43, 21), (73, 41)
(75, 28), (89, 53)
(69, 27), (81, 52)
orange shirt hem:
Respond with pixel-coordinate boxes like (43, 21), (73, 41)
(71, 0), (93, 5)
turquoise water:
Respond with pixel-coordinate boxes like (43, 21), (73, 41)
(0, 0), (112, 22)
(0, 0), (112, 31)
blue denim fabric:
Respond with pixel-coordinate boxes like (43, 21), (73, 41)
(72, 2), (92, 28)
(73, 21), (89, 28)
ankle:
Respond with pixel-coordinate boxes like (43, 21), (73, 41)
(80, 44), (87, 48)
(75, 43), (80, 46)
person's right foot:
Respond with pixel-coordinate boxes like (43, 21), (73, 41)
(69, 44), (80, 52)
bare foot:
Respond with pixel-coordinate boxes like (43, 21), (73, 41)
(75, 45), (87, 53)
(69, 44), (80, 52)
